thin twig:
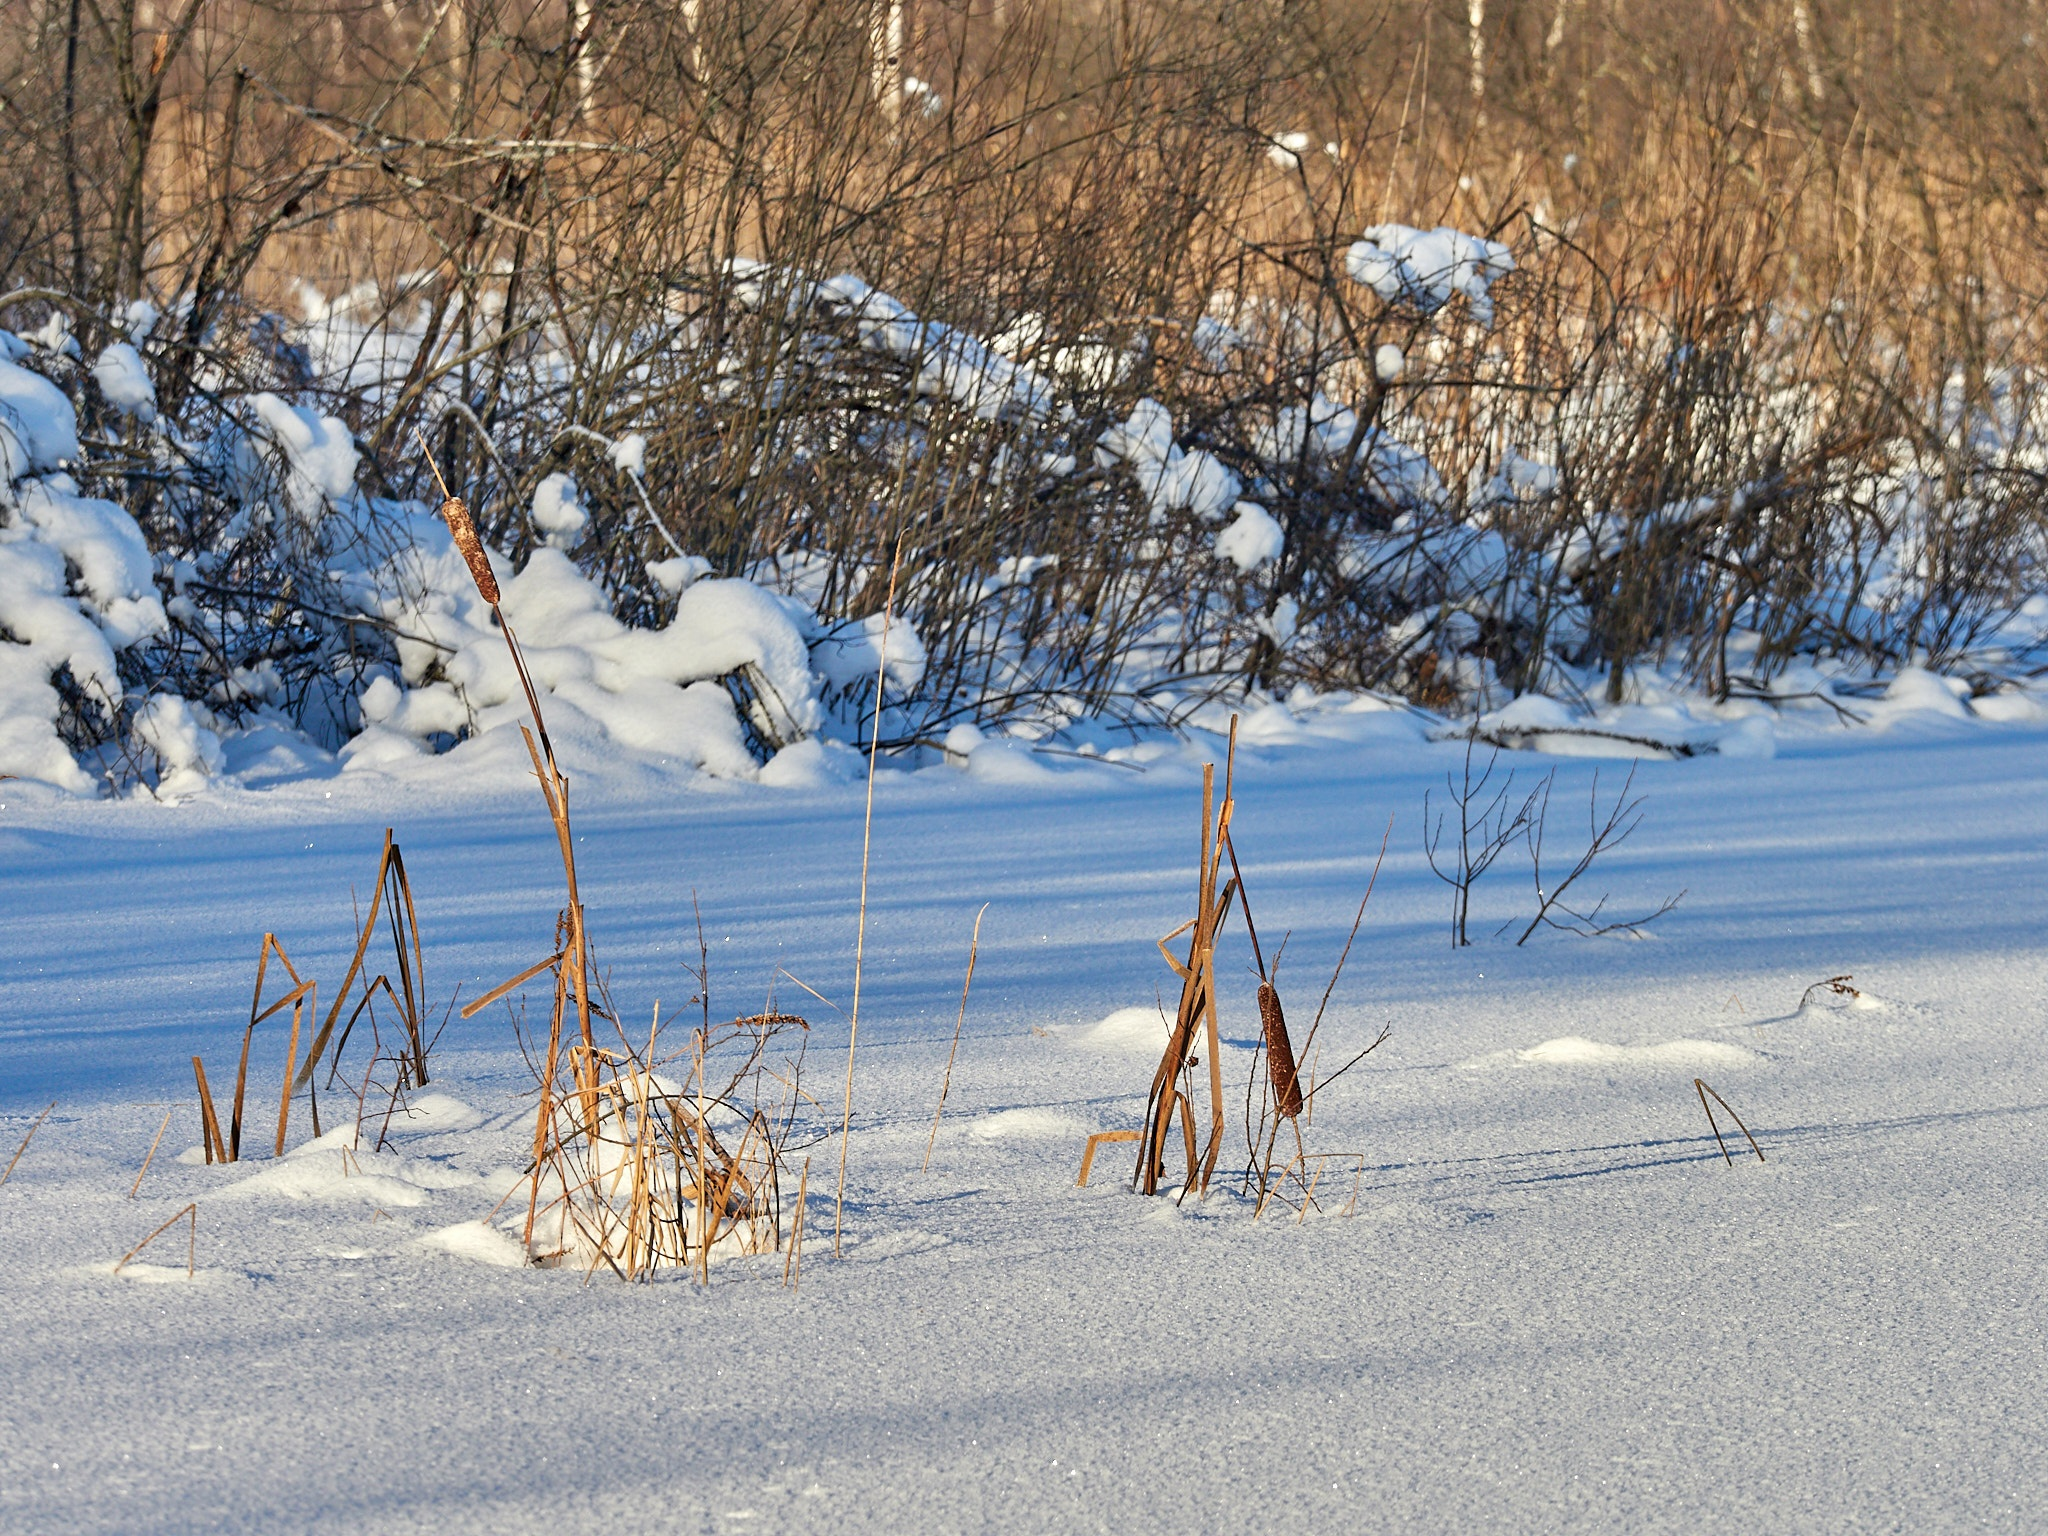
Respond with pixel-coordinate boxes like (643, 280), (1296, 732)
(835, 532), (904, 1258)
(130, 1109), (174, 1198)
(924, 903), (989, 1171)
(114, 1202), (197, 1278)
(1, 1102), (55, 1187)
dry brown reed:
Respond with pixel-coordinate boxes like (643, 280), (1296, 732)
(783, 1155), (810, 1291)
(1075, 1129), (1142, 1188)
(508, 1003), (807, 1283)
(0, 1101), (55, 1188)
(130, 1108), (174, 1198)
(1800, 975), (1861, 1010)
(1257, 985), (1305, 1120)
(301, 829), (433, 1108)
(835, 533), (904, 1257)
(1241, 817), (1393, 1218)
(179, 825), (437, 1165)
(219, 933), (313, 1162)
(1136, 717), (1239, 1198)
(113, 1202), (196, 1279)
(421, 449), (811, 1283)
(1082, 739), (1389, 1218)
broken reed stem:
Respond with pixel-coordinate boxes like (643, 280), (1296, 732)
(1138, 717), (1237, 1199)
(924, 902), (989, 1172)
(1694, 1078), (1766, 1164)
(115, 1202), (197, 1278)
(130, 1108), (174, 1198)
(1297, 1157), (1329, 1224)
(0, 1101), (55, 1187)
(834, 532), (903, 1259)
(232, 934), (307, 1162)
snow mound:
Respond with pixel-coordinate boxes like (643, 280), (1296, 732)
(213, 1125), (482, 1206)
(1099, 398), (1241, 525)
(530, 471), (587, 549)
(1216, 502), (1285, 571)
(130, 694), (224, 799)
(1073, 1006), (1170, 1051)
(418, 1220), (528, 1267)
(1462, 1035), (1759, 1070)
(0, 357), (80, 475)
(376, 1093), (485, 1134)
(250, 393), (358, 520)
(970, 1107), (1091, 1140)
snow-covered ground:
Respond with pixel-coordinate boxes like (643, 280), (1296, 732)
(3, 707), (2046, 1533)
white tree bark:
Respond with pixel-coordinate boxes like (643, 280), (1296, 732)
(1468, 0), (1487, 106)
(872, 1), (904, 121)
(1791, 0), (1824, 102)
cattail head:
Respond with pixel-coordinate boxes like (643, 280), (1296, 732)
(1258, 981), (1304, 1118)
(440, 496), (500, 605)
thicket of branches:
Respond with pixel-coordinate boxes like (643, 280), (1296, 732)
(2, 0), (2044, 758)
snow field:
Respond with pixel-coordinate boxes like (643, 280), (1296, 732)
(1, 719), (2046, 1531)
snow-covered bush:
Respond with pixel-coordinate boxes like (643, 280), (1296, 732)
(0, 353), (167, 789)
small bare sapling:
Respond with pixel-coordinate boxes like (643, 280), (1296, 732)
(1424, 729), (1541, 947)
(1513, 764), (1685, 944)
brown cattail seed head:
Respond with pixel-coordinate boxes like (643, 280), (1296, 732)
(440, 496), (500, 605)
(1259, 981), (1304, 1118)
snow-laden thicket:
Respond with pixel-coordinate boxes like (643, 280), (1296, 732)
(3, 211), (2046, 796)
(0, 321), (900, 793)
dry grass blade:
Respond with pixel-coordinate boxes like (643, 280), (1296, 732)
(1, 1101), (55, 1187)
(192, 1057), (225, 1164)
(114, 1202), (197, 1278)
(130, 1108), (174, 1198)
(1694, 1078), (1765, 1165)
(785, 1156), (810, 1291)
(296, 832), (427, 1095)
(924, 902), (989, 1172)
(230, 934), (305, 1161)
(274, 981), (313, 1157)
